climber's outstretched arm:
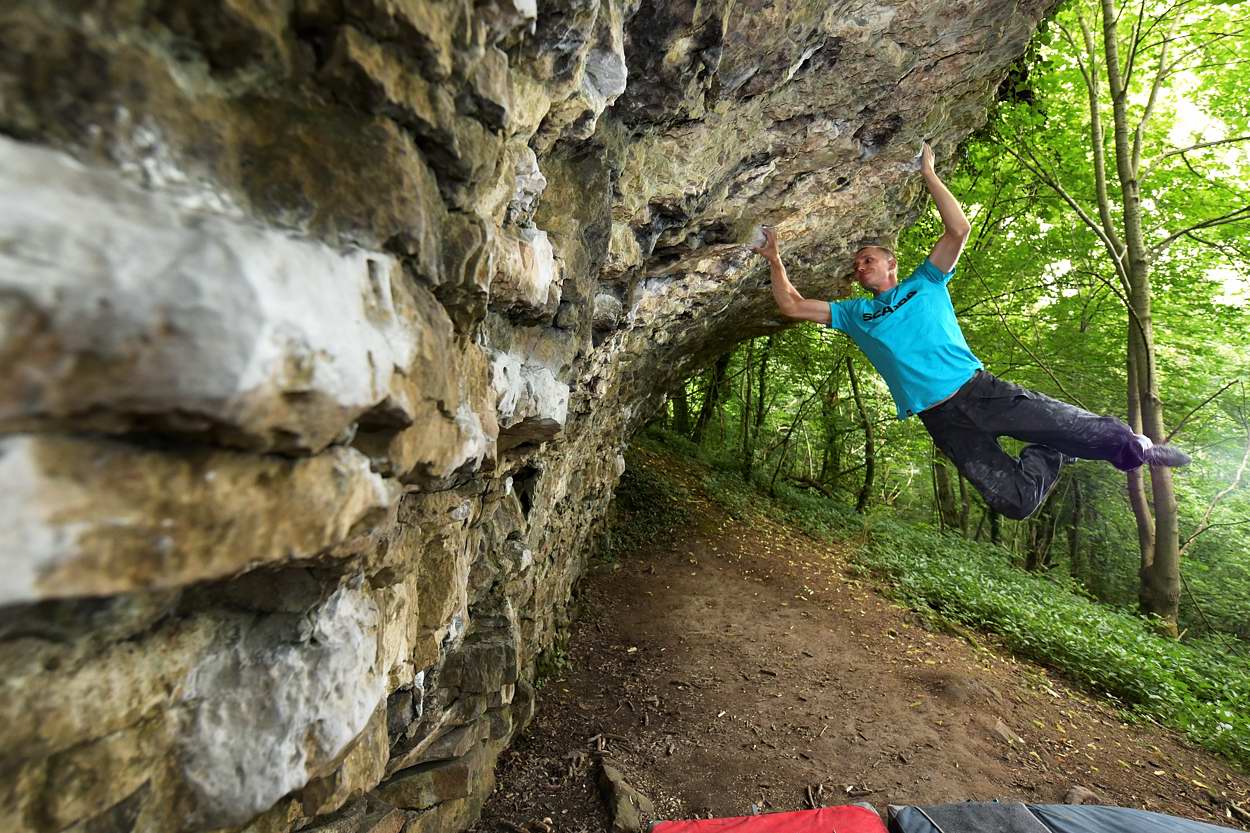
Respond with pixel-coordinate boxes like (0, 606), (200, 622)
(921, 143), (972, 274)
(752, 227), (832, 325)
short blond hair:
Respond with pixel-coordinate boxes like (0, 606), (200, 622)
(854, 244), (895, 261)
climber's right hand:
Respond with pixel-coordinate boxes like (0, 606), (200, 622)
(752, 226), (779, 260)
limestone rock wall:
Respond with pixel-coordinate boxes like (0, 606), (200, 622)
(0, 1), (1055, 831)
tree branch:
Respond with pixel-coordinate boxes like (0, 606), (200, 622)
(1151, 205), (1250, 256)
(1121, 0), (1149, 91)
(1135, 0), (1201, 49)
(1180, 445), (1250, 556)
(1077, 13), (1128, 256)
(1154, 135), (1250, 165)
(1165, 379), (1239, 444)
(1000, 139), (1130, 288)
(1133, 23), (1170, 177)
(1139, 26), (1250, 65)
(1154, 27), (1250, 80)
(1184, 231), (1250, 262)
(1067, 266), (1154, 357)
(955, 281), (1065, 316)
(965, 260), (1090, 410)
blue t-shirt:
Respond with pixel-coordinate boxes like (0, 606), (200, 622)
(828, 259), (982, 419)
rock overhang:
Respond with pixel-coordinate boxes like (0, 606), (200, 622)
(0, 0), (1059, 831)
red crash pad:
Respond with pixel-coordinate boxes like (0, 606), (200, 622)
(652, 805), (888, 833)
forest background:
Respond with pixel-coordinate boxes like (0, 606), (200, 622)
(649, 0), (1250, 769)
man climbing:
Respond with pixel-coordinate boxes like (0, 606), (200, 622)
(751, 142), (1189, 520)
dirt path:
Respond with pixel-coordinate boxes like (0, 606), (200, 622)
(471, 446), (1250, 832)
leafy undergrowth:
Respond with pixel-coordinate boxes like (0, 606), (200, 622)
(633, 427), (1250, 771)
(597, 449), (693, 565)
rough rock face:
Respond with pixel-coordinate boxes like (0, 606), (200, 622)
(0, 1), (1055, 831)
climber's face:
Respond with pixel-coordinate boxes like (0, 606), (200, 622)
(853, 246), (898, 294)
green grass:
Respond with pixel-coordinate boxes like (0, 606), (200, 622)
(631, 427), (1250, 770)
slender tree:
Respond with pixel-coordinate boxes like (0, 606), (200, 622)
(740, 339), (754, 481)
(846, 356), (875, 513)
(999, 0), (1250, 631)
(671, 381), (691, 436)
(933, 450), (961, 530)
(1068, 478), (1085, 582)
(692, 353), (731, 445)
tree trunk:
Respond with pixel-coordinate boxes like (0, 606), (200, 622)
(1026, 494), (1060, 572)
(1068, 477), (1084, 581)
(769, 367), (832, 496)
(740, 340), (754, 482)
(752, 334), (775, 475)
(818, 375), (841, 483)
(671, 380), (691, 436)
(933, 452), (960, 530)
(846, 357), (873, 513)
(692, 353), (730, 445)
(1100, 0), (1179, 631)
(958, 473), (971, 536)
(1127, 350), (1156, 567)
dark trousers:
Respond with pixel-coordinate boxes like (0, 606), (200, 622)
(919, 370), (1145, 521)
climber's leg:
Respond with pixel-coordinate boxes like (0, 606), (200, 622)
(938, 371), (1160, 470)
(920, 406), (1063, 521)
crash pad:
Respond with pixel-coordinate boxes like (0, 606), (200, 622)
(653, 804), (888, 833)
(886, 801), (1240, 833)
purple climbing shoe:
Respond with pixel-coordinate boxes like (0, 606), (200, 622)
(1143, 444), (1191, 467)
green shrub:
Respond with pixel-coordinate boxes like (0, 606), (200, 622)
(851, 517), (1250, 766)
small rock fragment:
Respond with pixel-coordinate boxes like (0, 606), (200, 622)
(1063, 785), (1103, 805)
(597, 757), (655, 833)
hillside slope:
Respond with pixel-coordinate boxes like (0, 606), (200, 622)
(472, 442), (1250, 832)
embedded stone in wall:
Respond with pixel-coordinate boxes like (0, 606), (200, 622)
(530, 0), (631, 149)
(593, 292), (626, 330)
(298, 704), (392, 821)
(0, 137), (423, 454)
(584, 46), (630, 116)
(492, 227), (561, 315)
(375, 757), (473, 812)
(490, 352), (570, 451)
(0, 435), (398, 606)
(39, 722), (152, 832)
(179, 585), (386, 828)
(351, 309), (498, 486)
(319, 25), (502, 203)
(507, 147), (548, 226)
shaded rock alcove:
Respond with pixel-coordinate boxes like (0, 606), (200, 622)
(0, 1), (1056, 831)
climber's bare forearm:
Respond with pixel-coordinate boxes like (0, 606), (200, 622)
(920, 145), (971, 274)
(767, 255), (830, 325)
(924, 170), (971, 240)
(767, 255), (802, 310)
(753, 227), (831, 325)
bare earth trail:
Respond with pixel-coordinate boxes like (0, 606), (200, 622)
(471, 446), (1250, 832)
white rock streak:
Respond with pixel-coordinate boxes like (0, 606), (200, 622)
(180, 586), (385, 826)
(0, 135), (417, 451)
(490, 351), (570, 432)
(0, 440), (89, 607)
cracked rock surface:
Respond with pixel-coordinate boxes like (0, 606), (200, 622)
(0, 0), (1055, 831)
